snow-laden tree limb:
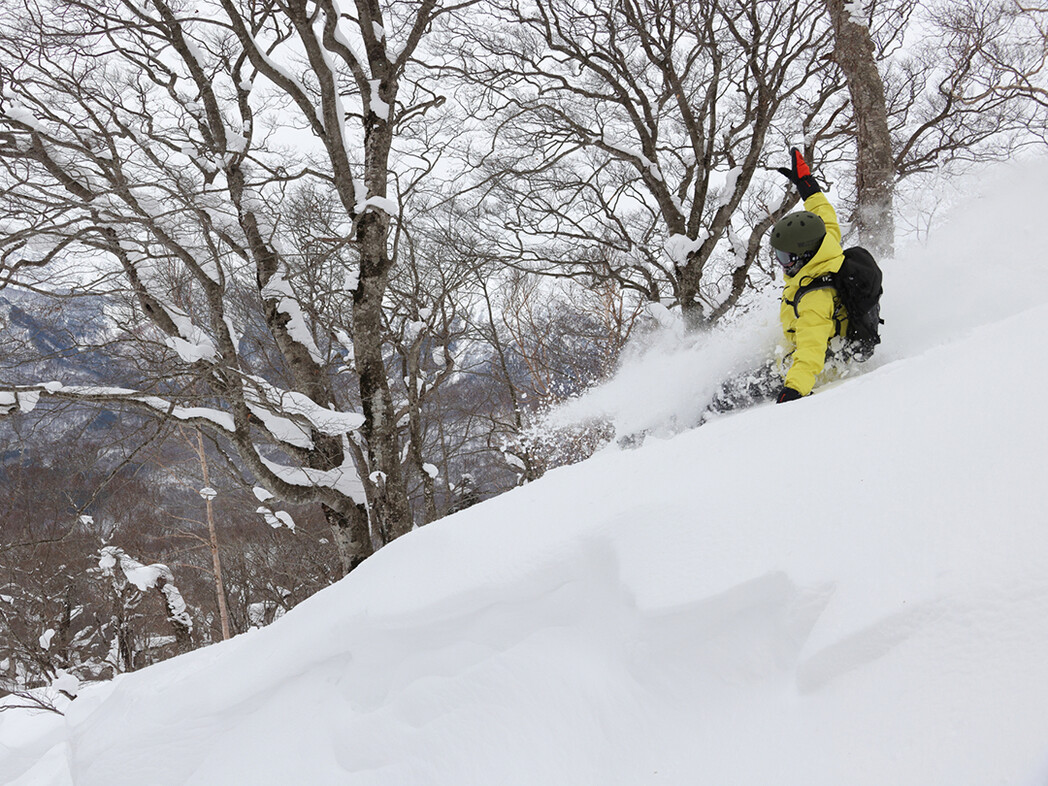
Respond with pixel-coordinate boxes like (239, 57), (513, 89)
(0, 0), (479, 570)
(449, 0), (843, 324)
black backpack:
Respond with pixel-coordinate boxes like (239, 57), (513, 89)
(791, 246), (883, 358)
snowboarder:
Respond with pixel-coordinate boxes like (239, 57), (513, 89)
(704, 148), (855, 417)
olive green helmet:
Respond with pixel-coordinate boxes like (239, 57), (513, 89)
(769, 211), (826, 255)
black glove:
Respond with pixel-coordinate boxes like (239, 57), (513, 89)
(776, 386), (803, 404)
(776, 148), (822, 200)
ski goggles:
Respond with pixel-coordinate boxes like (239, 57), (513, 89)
(773, 247), (809, 276)
(773, 248), (797, 268)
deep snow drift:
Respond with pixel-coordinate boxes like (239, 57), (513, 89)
(4, 161), (1048, 785)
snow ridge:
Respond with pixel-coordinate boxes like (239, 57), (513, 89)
(4, 160), (1048, 786)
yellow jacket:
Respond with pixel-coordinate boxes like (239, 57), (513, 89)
(779, 192), (848, 396)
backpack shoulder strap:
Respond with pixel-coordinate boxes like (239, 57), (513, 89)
(787, 273), (836, 318)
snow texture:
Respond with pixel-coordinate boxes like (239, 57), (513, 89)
(663, 231), (709, 266)
(95, 548), (193, 635)
(246, 376), (365, 438)
(4, 160), (1048, 786)
(260, 268), (325, 365)
(713, 165), (742, 208)
(99, 547), (166, 593)
(259, 452), (366, 504)
(252, 487), (275, 502)
(50, 672), (79, 699)
(357, 195), (398, 217)
(844, 0), (870, 25)
(257, 509), (295, 531)
(245, 400), (313, 449)
(368, 80), (391, 122)
(25, 385), (236, 433)
(0, 390), (40, 414)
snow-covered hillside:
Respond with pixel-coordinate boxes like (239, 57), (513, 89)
(4, 160), (1048, 785)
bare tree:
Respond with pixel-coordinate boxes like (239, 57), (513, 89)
(821, 0), (1047, 256)
(183, 429), (232, 641)
(1010, 3), (1048, 108)
(0, 0), (475, 570)
(93, 545), (194, 672)
(823, 0), (900, 257)
(888, 0), (1048, 179)
(386, 224), (473, 522)
(449, 0), (845, 326)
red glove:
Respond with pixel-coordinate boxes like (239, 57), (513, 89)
(776, 148), (822, 200)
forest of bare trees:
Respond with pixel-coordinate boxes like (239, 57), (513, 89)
(0, 0), (1045, 704)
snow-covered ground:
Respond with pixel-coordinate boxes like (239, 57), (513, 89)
(4, 160), (1048, 785)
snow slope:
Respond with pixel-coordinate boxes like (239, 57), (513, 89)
(4, 160), (1048, 785)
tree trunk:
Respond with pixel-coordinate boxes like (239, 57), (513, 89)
(322, 502), (372, 576)
(193, 431), (232, 642)
(407, 408), (438, 524)
(824, 0), (895, 258)
(355, 209), (412, 544)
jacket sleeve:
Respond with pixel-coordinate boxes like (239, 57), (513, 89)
(784, 288), (837, 396)
(803, 192), (841, 246)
